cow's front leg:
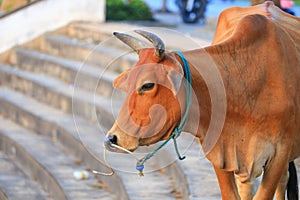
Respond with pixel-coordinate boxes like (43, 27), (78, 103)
(214, 166), (240, 200)
(275, 165), (289, 200)
(253, 155), (289, 200)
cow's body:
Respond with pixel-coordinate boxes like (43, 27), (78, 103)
(183, 2), (300, 199)
(106, 2), (300, 199)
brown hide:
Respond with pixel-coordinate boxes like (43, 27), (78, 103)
(193, 1), (300, 169)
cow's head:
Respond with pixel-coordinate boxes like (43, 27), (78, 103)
(105, 30), (187, 152)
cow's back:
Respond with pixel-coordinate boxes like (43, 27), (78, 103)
(212, 1), (300, 54)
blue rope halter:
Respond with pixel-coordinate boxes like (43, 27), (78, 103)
(136, 50), (193, 176)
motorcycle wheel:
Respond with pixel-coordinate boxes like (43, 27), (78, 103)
(181, 0), (207, 23)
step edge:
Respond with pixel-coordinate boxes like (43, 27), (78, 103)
(0, 128), (68, 200)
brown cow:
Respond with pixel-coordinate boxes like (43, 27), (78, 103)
(105, 2), (300, 199)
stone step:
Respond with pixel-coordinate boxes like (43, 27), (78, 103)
(0, 87), (129, 199)
(0, 63), (118, 126)
(0, 87), (187, 199)
(0, 116), (117, 200)
(0, 62), (190, 199)
(9, 48), (118, 97)
(41, 34), (137, 74)
(65, 22), (119, 47)
(61, 22), (211, 50)
(53, 21), (143, 50)
(0, 152), (52, 200)
(0, 20), (221, 199)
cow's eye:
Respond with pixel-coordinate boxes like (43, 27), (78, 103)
(142, 82), (155, 90)
(139, 82), (155, 94)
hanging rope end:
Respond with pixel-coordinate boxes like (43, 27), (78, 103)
(136, 164), (145, 176)
(172, 134), (187, 161)
(179, 155), (186, 160)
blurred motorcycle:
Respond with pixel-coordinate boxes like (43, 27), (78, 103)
(175, 0), (207, 23)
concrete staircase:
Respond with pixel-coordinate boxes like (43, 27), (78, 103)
(0, 21), (199, 200)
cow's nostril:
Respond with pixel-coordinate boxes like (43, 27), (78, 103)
(108, 135), (118, 145)
(106, 135), (118, 144)
(105, 135), (118, 152)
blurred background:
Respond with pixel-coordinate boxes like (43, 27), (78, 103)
(0, 0), (299, 42)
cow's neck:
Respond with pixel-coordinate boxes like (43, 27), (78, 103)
(179, 49), (226, 145)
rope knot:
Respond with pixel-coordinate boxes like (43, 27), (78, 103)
(172, 127), (181, 139)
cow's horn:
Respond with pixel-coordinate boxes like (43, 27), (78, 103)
(113, 32), (146, 53)
(134, 30), (165, 61)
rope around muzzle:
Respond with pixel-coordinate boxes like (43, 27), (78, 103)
(93, 50), (192, 176)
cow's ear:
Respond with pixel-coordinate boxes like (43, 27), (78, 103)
(113, 69), (130, 92)
(167, 69), (183, 96)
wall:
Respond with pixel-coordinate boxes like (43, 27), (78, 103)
(0, 0), (105, 53)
